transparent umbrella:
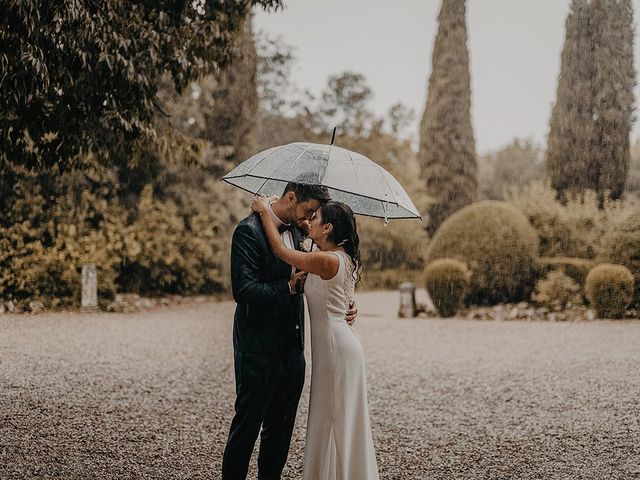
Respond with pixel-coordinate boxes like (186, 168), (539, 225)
(221, 140), (421, 223)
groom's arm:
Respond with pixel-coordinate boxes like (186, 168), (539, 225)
(231, 223), (290, 304)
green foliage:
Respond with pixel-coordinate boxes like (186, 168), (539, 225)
(547, 0), (635, 201)
(358, 216), (429, 285)
(0, 0), (281, 171)
(357, 269), (425, 292)
(0, 169), (125, 307)
(319, 72), (373, 135)
(199, 16), (259, 164)
(536, 257), (596, 286)
(585, 263), (634, 318)
(425, 259), (470, 317)
(418, 0), (477, 236)
(478, 139), (544, 200)
(532, 270), (582, 310)
(627, 142), (640, 195)
(425, 201), (539, 305)
(506, 181), (639, 258)
(118, 185), (215, 294)
(0, 158), (243, 306)
(598, 208), (640, 304)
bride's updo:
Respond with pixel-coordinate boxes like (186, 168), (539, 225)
(320, 201), (362, 283)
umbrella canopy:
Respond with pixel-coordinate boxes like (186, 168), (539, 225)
(221, 142), (421, 221)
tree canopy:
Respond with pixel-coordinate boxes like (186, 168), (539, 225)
(0, 0), (281, 172)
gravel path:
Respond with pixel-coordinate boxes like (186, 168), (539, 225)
(1, 290), (639, 479)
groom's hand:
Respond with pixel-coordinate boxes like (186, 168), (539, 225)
(345, 300), (358, 325)
(288, 270), (307, 295)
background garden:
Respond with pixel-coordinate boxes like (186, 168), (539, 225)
(2, 0), (640, 320)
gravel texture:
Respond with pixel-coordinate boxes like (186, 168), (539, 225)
(1, 289), (639, 479)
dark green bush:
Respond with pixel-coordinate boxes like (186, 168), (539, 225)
(425, 201), (539, 305)
(585, 263), (634, 319)
(536, 257), (596, 286)
(598, 209), (640, 305)
(424, 259), (470, 317)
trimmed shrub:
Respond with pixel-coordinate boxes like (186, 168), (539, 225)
(598, 209), (640, 305)
(536, 257), (596, 286)
(532, 270), (582, 310)
(585, 263), (634, 319)
(425, 201), (539, 305)
(424, 259), (470, 317)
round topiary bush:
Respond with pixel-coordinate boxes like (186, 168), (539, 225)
(424, 259), (470, 317)
(425, 201), (539, 305)
(599, 210), (640, 305)
(585, 263), (634, 319)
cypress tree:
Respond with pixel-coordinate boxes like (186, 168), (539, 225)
(418, 0), (477, 236)
(547, 0), (635, 202)
(591, 0), (635, 201)
(546, 0), (595, 198)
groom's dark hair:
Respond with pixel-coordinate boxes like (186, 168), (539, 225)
(283, 182), (330, 204)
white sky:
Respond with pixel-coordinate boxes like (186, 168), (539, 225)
(254, 0), (640, 154)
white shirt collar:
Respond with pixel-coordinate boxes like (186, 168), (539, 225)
(268, 201), (288, 228)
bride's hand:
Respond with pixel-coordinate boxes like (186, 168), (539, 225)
(250, 195), (270, 215)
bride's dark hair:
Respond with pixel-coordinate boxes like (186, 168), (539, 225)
(320, 201), (363, 284)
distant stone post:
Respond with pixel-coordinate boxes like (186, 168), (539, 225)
(398, 282), (417, 318)
(81, 263), (99, 313)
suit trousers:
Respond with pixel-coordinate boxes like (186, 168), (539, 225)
(221, 348), (305, 480)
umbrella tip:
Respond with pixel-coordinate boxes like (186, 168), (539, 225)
(330, 127), (337, 146)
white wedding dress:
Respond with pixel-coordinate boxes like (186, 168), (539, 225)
(303, 251), (379, 480)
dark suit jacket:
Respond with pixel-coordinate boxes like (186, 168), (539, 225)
(230, 212), (305, 354)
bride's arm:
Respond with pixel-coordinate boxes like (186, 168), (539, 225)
(251, 196), (339, 280)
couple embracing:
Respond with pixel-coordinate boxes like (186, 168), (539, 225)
(221, 181), (379, 479)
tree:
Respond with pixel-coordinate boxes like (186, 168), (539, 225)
(0, 0), (281, 172)
(546, 0), (635, 202)
(478, 139), (545, 200)
(155, 13), (260, 165)
(591, 0), (635, 201)
(204, 13), (259, 163)
(319, 72), (373, 136)
(546, 0), (594, 198)
(418, 0), (477, 236)
(256, 32), (298, 116)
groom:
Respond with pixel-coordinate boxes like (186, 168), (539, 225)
(221, 181), (357, 479)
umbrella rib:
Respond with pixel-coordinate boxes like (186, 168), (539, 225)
(290, 143), (315, 171)
(347, 149), (362, 195)
(244, 145), (281, 177)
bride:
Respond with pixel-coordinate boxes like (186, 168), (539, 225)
(251, 196), (379, 480)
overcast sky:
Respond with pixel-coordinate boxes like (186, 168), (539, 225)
(254, 0), (640, 154)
